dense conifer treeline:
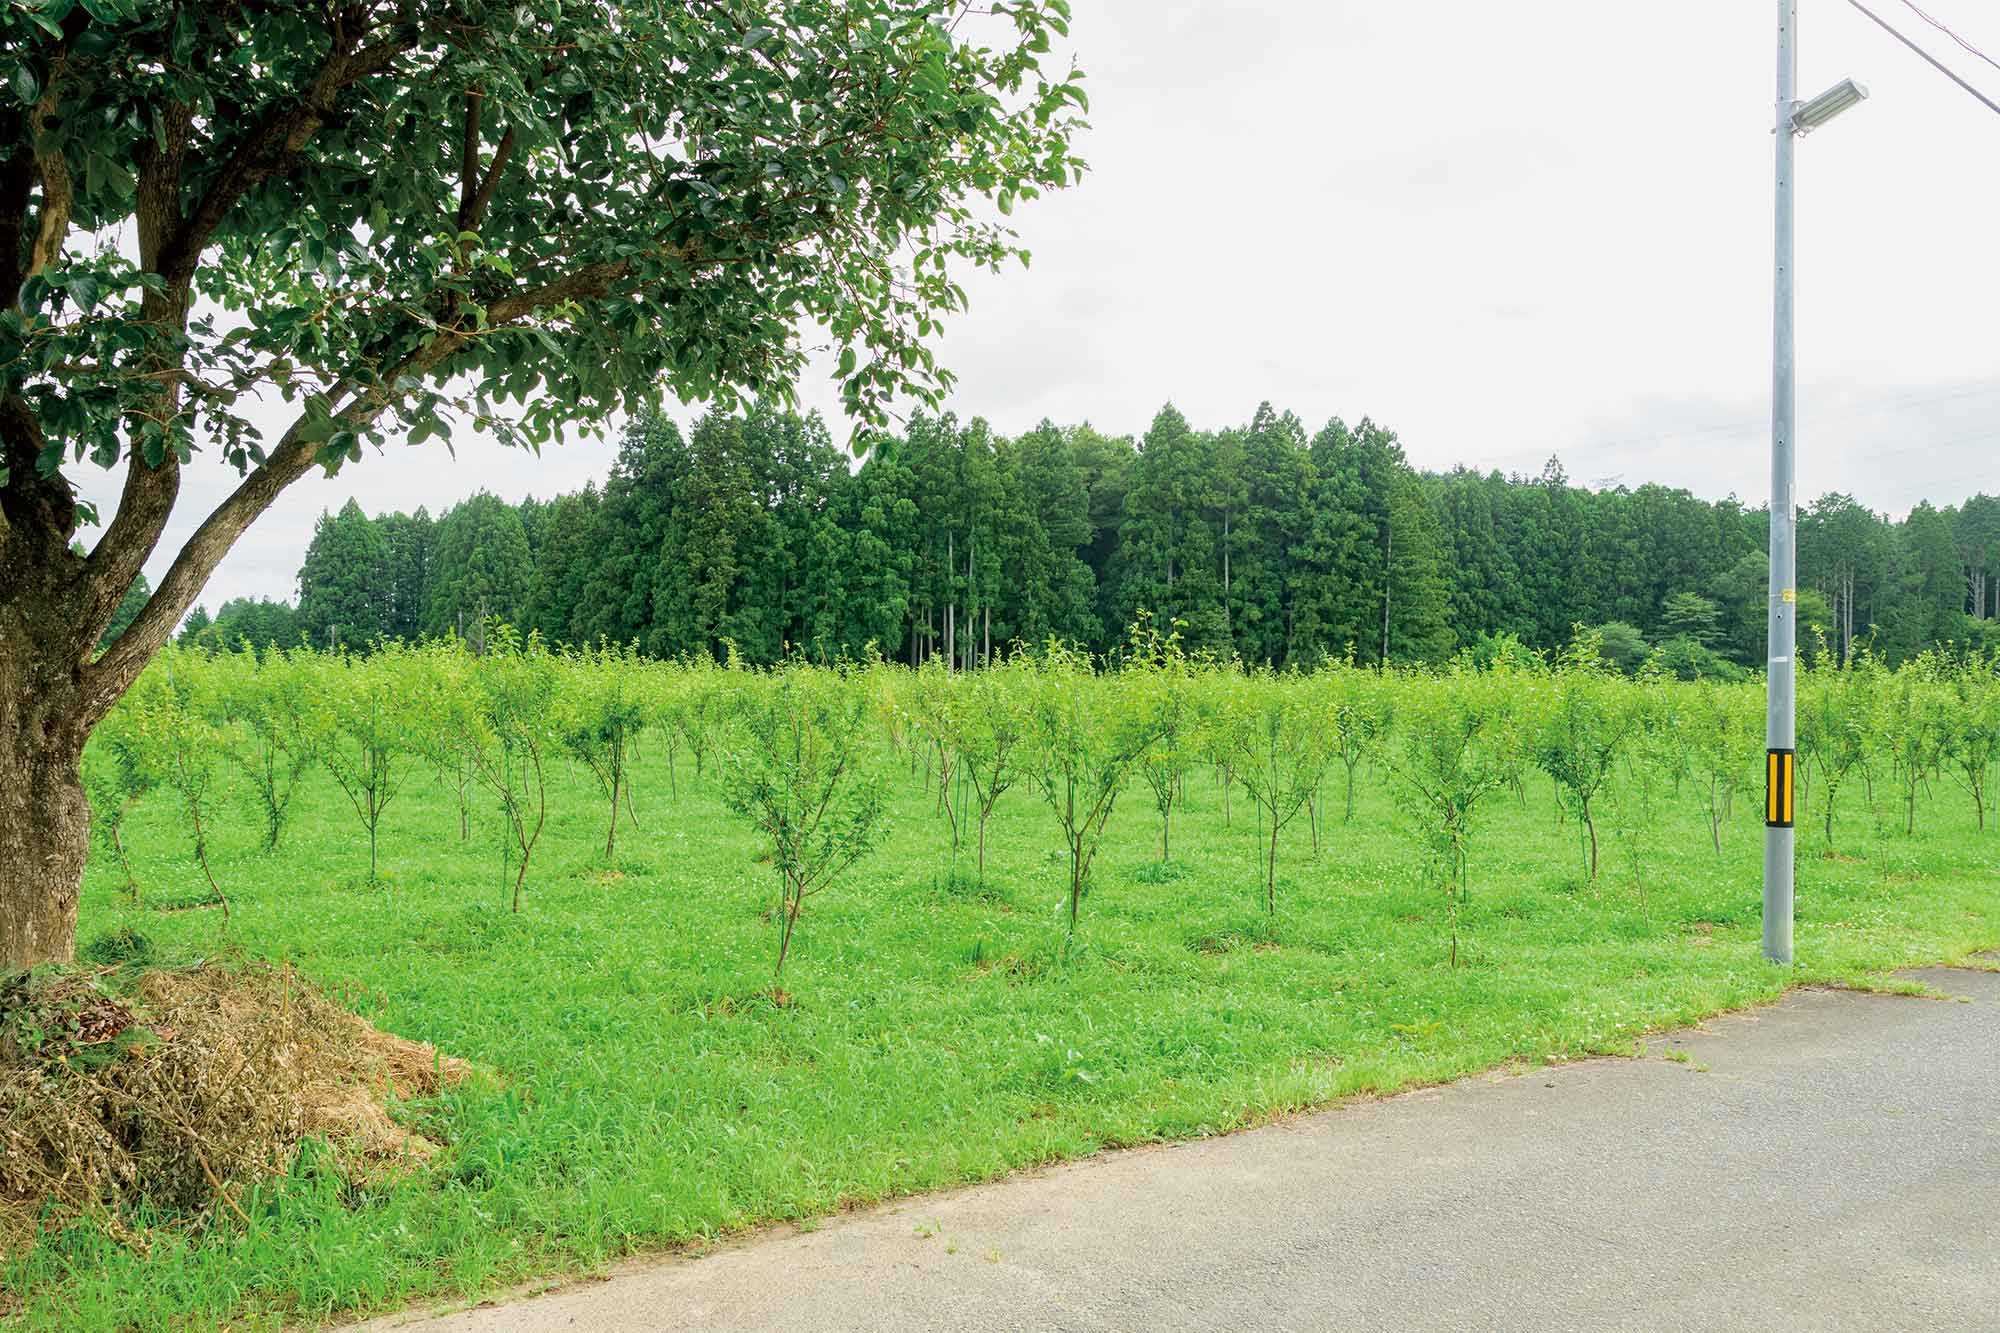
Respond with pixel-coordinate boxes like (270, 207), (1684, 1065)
(179, 404), (2000, 671)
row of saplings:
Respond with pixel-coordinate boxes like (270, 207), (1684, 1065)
(84, 624), (1999, 975)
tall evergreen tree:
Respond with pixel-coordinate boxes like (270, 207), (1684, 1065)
(1955, 494), (2000, 620)
(1117, 404), (1226, 652)
(426, 493), (533, 642)
(297, 499), (391, 649)
(1225, 405), (1310, 664)
(840, 449), (919, 659)
(523, 487), (608, 646)
(377, 508), (435, 643)
(578, 414), (690, 648)
(1289, 417), (1373, 661)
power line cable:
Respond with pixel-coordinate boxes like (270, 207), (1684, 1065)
(1843, 0), (2000, 118)
(1897, 1), (2000, 77)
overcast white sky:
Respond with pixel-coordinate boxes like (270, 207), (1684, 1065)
(76, 0), (2000, 611)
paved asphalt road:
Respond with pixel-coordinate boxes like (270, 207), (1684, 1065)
(369, 966), (2000, 1332)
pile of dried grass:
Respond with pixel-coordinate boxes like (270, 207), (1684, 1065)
(0, 959), (472, 1253)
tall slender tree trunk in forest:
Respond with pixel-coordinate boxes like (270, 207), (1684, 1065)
(1380, 524), (1392, 669)
(1222, 507), (1231, 638)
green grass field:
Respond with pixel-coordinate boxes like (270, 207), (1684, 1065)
(10, 739), (1998, 1329)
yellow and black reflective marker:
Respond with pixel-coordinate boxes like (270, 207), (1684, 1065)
(1766, 748), (1796, 828)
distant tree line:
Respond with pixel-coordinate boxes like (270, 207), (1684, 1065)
(167, 404), (2000, 672)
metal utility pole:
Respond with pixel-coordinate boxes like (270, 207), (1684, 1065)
(1765, 2), (1867, 965)
(1765, 0), (1799, 967)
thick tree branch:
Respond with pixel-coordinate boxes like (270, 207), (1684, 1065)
(82, 253), (650, 717)
(24, 89), (71, 288)
(75, 102), (199, 652)
(459, 126), (516, 234)
(0, 1), (91, 303)
(0, 392), (78, 565)
(80, 22), (411, 654)
(154, 32), (409, 286)
(0, 139), (31, 304)
(458, 88), (483, 221)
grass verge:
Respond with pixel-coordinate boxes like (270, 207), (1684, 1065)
(7, 747), (1996, 1329)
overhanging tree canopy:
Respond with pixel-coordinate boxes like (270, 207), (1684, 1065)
(0, 0), (1085, 968)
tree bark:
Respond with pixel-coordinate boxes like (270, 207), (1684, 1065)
(0, 634), (91, 969)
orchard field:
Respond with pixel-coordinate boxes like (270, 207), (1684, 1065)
(8, 632), (1999, 1329)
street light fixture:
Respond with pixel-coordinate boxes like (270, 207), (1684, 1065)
(1765, 4), (1867, 966)
(1794, 77), (1871, 133)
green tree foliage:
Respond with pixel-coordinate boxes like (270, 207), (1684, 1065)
(1798, 639), (1879, 846)
(1660, 592), (1723, 647)
(523, 488), (606, 647)
(426, 493), (532, 642)
(297, 499), (391, 648)
(79, 632), (2000, 988)
(1940, 650), (1998, 833)
(464, 628), (561, 911)
(1129, 618), (1202, 864)
(0, 0), (1083, 969)
(213, 647), (319, 852)
(312, 649), (417, 885)
(1685, 681), (1757, 855)
(958, 660), (1029, 880)
(1024, 642), (1162, 932)
(1591, 621), (1652, 674)
(80, 703), (153, 897)
(1876, 656), (1953, 837)
(1116, 405), (1226, 653)
(1224, 673), (1328, 919)
(720, 665), (886, 981)
(125, 655), (230, 915)
(1379, 667), (1527, 966)
(557, 642), (652, 858)
(214, 426), (1998, 686)
(1534, 630), (1639, 881)
(188, 598), (303, 652)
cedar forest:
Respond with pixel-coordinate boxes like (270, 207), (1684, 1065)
(167, 402), (2000, 672)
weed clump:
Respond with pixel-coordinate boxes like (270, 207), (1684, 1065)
(76, 927), (155, 969)
(0, 960), (472, 1255)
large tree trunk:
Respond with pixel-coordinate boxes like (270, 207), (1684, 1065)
(0, 631), (92, 970)
(0, 746), (90, 970)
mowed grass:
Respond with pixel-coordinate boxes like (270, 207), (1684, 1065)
(10, 739), (1998, 1329)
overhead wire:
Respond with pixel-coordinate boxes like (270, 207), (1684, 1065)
(1896, 1), (2000, 77)
(1842, 0), (2000, 118)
